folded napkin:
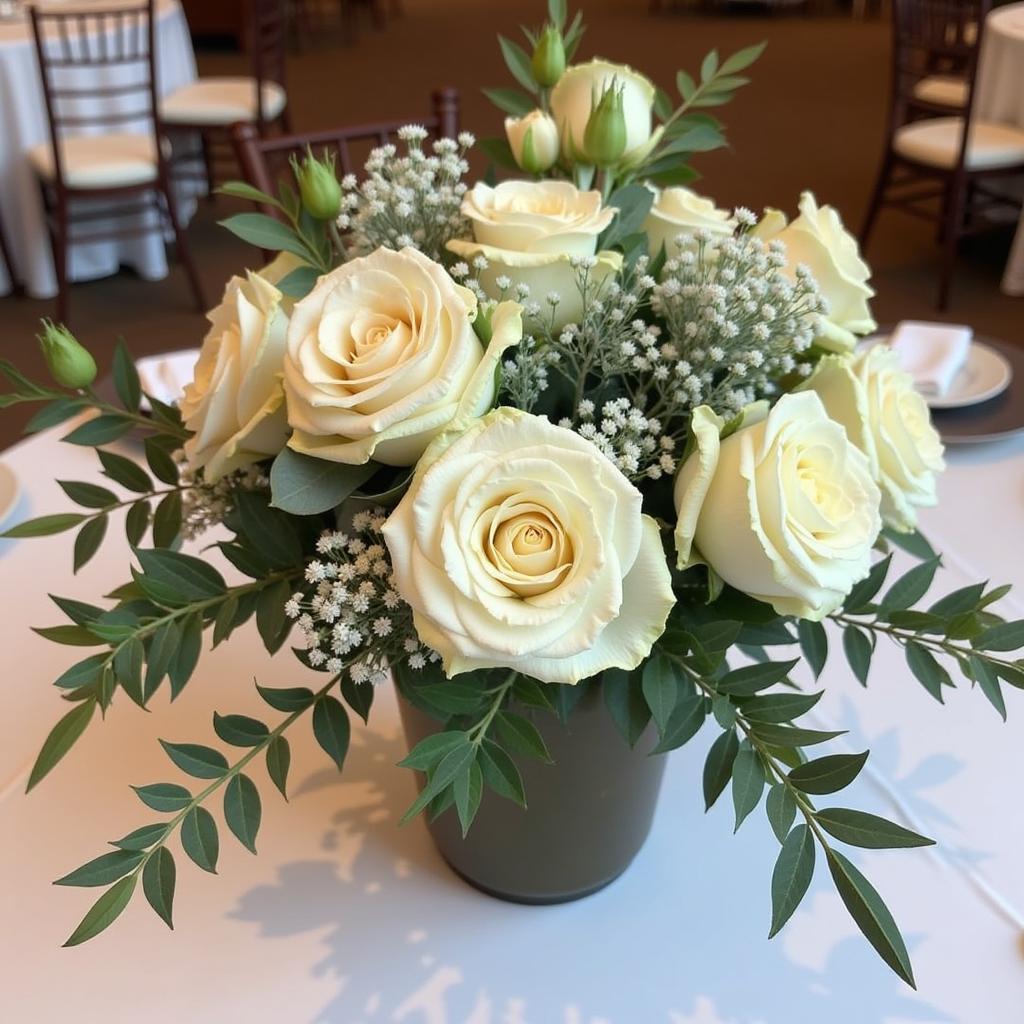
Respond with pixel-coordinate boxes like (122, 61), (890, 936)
(890, 321), (972, 397)
(136, 349), (200, 408)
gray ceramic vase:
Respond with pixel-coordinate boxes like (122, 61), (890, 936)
(397, 683), (667, 904)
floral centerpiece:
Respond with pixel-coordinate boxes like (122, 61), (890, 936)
(3, 1), (1022, 986)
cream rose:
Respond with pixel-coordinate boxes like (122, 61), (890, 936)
(550, 59), (656, 159)
(382, 407), (675, 684)
(643, 186), (735, 258)
(181, 254), (297, 480)
(448, 180), (621, 329)
(801, 346), (945, 532)
(674, 392), (882, 620)
(755, 192), (876, 353)
(505, 110), (560, 173)
(282, 247), (521, 467)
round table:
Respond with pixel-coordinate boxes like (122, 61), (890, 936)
(977, 2), (1024, 296)
(0, 0), (196, 299)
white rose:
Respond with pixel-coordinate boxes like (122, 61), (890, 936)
(801, 346), (945, 532)
(448, 180), (621, 329)
(180, 254), (298, 480)
(674, 392), (882, 620)
(505, 110), (560, 173)
(382, 407), (675, 685)
(755, 192), (877, 353)
(282, 246), (521, 466)
(550, 59), (656, 159)
(643, 186), (735, 258)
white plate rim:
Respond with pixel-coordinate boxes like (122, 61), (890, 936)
(925, 340), (1013, 409)
(0, 462), (21, 532)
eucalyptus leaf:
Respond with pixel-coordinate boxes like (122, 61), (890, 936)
(142, 847), (175, 929)
(816, 808), (934, 849)
(768, 824), (814, 937)
(312, 695), (350, 770)
(702, 727), (739, 810)
(269, 448), (378, 515)
(181, 806), (219, 873)
(788, 751), (869, 795)
(224, 773), (262, 854)
(63, 875), (136, 947)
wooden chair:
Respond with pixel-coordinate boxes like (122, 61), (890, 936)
(0, 208), (16, 293)
(162, 0), (290, 193)
(230, 88), (460, 220)
(859, 0), (1024, 309)
(29, 0), (205, 324)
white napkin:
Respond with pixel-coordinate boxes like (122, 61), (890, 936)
(890, 321), (972, 397)
(135, 349), (200, 408)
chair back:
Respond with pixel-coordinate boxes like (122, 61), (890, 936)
(248, 0), (288, 129)
(890, 0), (990, 120)
(232, 88), (460, 214)
(30, 1), (161, 188)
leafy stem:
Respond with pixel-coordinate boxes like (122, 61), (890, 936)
(468, 671), (518, 744)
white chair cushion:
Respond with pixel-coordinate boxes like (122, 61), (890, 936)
(912, 74), (968, 109)
(28, 133), (159, 188)
(160, 77), (287, 126)
(894, 117), (1024, 171)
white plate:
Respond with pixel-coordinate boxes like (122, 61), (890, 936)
(926, 341), (1012, 409)
(0, 462), (21, 532)
(135, 348), (199, 409)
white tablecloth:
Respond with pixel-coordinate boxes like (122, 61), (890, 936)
(0, 425), (1022, 1023)
(0, 0), (196, 299)
(977, 2), (1024, 296)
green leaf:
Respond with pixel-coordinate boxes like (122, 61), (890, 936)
(826, 849), (915, 987)
(217, 180), (281, 207)
(235, 491), (303, 569)
(53, 653), (106, 690)
(547, 0), (567, 28)
(928, 582), (986, 618)
(63, 875), (136, 947)
(477, 135), (519, 170)
(218, 212), (312, 261)
(257, 683), (315, 712)
(676, 69), (696, 101)
(765, 784), (797, 844)
(883, 526), (936, 562)
(399, 730), (471, 772)
(478, 738), (526, 807)
(511, 676), (556, 713)
(970, 655), (1006, 720)
(481, 86), (535, 116)
(641, 652), (681, 732)
(180, 806), (219, 873)
(113, 635), (145, 705)
(740, 691), (823, 724)
(73, 515), (108, 572)
(132, 782), (192, 812)
(975, 620), (1024, 652)
(224, 773), (262, 854)
(112, 340), (142, 412)
(269, 448), (378, 516)
(600, 183), (655, 250)
(159, 741), (228, 779)
(266, 736), (291, 800)
(649, 693), (706, 754)
(3, 512), (85, 538)
(731, 746), (765, 831)
(882, 557), (940, 611)
(136, 548), (226, 605)
(54, 849), (144, 887)
(143, 437), (179, 485)
(25, 397), (87, 433)
(905, 641), (951, 703)
(720, 40), (767, 75)
(788, 751), (869, 795)
(702, 727), (739, 810)
(142, 846), (175, 929)
(110, 823), (169, 851)
(797, 620), (828, 680)
(844, 555), (892, 612)
(152, 491), (182, 548)
(94, 450), (151, 494)
(498, 35), (538, 93)
(312, 695), (350, 770)
(27, 698), (95, 791)
(340, 677), (374, 724)
(125, 500), (150, 546)
(842, 626), (873, 685)
(495, 711), (552, 763)
(144, 620), (180, 700)
(711, 694), (737, 729)
(454, 759), (483, 837)
(751, 724), (845, 747)
(256, 578), (293, 655)
(402, 740), (477, 822)
(768, 824), (815, 938)
(816, 808), (934, 849)
(214, 713), (269, 747)
(602, 668), (651, 747)
(33, 624), (104, 646)
(63, 414), (133, 446)
(169, 614), (202, 699)
(717, 659), (799, 697)
(700, 48), (720, 83)
(212, 596), (239, 648)
(59, 480), (117, 509)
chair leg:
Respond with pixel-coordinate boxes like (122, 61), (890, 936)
(0, 212), (16, 293)
(859, 151), (892, 253)
(51, 199), (70, 326)
(158, 173), (206, 313)
(200, 130), (216, 198)
(937, 175), (966, 311)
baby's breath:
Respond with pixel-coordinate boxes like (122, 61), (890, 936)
(175, 454), (269, 540)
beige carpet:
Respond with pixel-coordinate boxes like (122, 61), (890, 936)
(1, 1), (1020, 447)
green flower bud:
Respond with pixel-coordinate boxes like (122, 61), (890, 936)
(531, 25), (566, 88)
(583, 81), (627, 167)
(292, 148), (342, 221)
(37, 320), (97, 389)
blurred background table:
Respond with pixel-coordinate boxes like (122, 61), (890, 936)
(0, 0), (196, 299)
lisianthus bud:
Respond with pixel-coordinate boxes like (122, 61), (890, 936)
(292, 148), (342, 221)
(583, 82), (626, 166)
(531, 25), (566, 87)
(37, 320), (97, 389)
(504, 110), (559, 173)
